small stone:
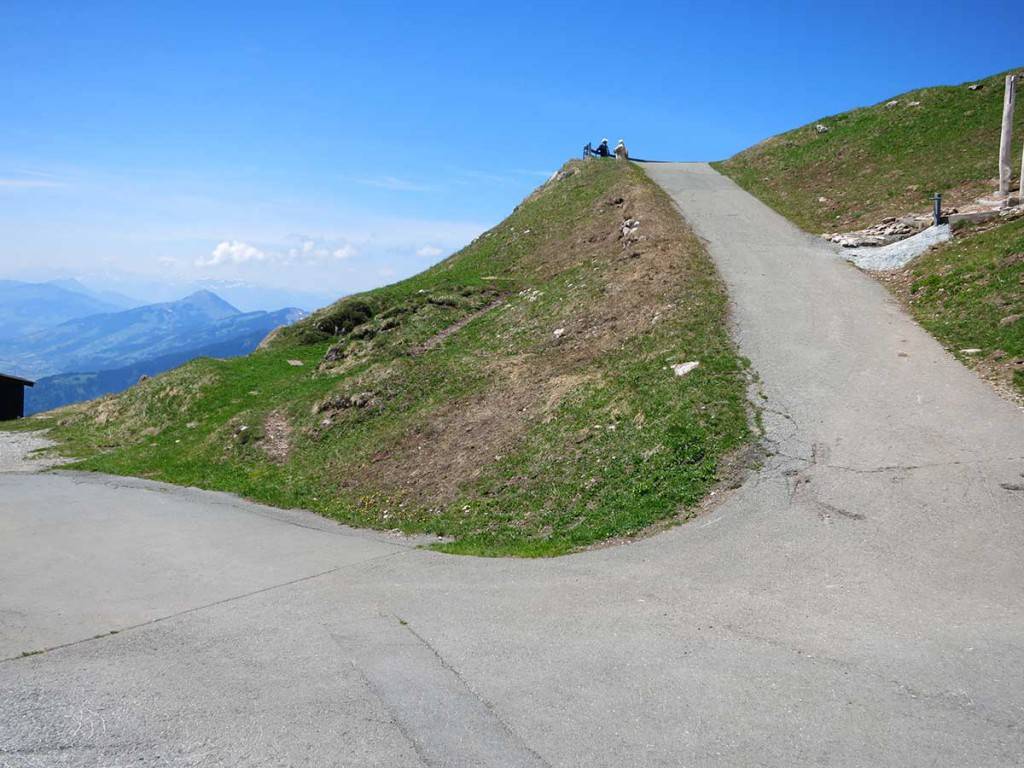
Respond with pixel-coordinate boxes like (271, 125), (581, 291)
(814, 123), (829, 134)
(553, 328), (566, 339)
(968, 84), (983, 91)
(349, 391), (376, 408)
(908, 100), (921, 107)
(885, 100), (899, 107)
(671, 361), (700, 377)
(998, 314), (1021, 327)
(960, 348), (982, 355)
(287, 359), (304, 367)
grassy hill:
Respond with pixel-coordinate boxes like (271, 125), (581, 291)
(714, 68), (1024, 233)
(17, 160), (753, 556)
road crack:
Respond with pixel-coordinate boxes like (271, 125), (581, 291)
(2, 549), (409, 664)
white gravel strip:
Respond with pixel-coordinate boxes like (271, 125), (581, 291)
(0, 430), (70, 473)
(844, 223), (952, 271)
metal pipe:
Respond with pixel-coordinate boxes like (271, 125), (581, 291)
(933, 193), (942, 226)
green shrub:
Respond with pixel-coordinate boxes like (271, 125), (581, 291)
(313, 299), (374, 336)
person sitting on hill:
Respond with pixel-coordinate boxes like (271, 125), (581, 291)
(595, 138), (610, 157)
(615, 139), (628, 160)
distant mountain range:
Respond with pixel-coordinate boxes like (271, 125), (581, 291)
(24, 319), (297, 415)
(0, 282), (306, 414)
(19, 275), (337, 314)
(0, 279), (131, 338)
(45, 277), (140, 310)
(0, 290), (304, 380)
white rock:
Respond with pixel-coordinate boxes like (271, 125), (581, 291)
(885, 100), (899, 107)
(960, 348), (982, 355)
(287, 359), (304, 366)
(671, 361), (700, 377)
(815, 123), (829, 134)
(553, 328), (566, 339)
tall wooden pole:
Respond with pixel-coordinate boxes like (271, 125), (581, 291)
(1020, 114), (1024, 201)
(999, 74), (1017, 197)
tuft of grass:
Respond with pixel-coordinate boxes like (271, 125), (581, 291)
(10, 159), (753, 557)
(714, 67), (1024, 233)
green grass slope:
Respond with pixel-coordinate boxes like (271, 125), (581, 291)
(20, 160), (753, 556)
(714, 68), (1024, 233)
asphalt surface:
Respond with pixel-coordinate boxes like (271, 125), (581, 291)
(3, 162), (1024, 767)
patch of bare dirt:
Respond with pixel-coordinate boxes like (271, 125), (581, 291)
(256, 326), (282, 350)
(350, 367), (556, 507)
(341, 166), (704, 507)
(262, 410), (293, 463)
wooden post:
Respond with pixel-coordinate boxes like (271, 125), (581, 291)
(999, 74), (1017, 197)
(1020, 123), (1024, 202)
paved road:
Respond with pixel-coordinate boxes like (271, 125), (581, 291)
(3, 163), (1024, 767)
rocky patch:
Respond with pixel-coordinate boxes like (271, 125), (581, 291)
(823, 214), (933, 247)
(261, 410), (293, 463)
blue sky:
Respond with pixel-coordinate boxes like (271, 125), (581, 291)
(1, 1), (1021, 308)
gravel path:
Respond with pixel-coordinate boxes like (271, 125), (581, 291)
(0, 430), (69, 473)
(844, 222), (952, 270)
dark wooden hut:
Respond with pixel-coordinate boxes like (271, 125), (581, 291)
(0, 373), (34, 420)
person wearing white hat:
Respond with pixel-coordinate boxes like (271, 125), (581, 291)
(615, 139), (628, 160)
(596, 138), (610, 157)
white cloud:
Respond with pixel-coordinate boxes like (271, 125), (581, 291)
(286, 236), (358, 264)
(197, 240), (267, 267)
(416, 245), (443, 258)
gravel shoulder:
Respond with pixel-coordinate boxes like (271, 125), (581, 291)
(0, 430), (70, 473)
